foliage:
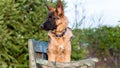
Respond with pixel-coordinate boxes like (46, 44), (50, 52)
(71, 29), (89, 60)
(83, 26), (120, 59)
(0, 0), (120, 67)
(72, 26), (120, 67)
(0, 0), (54, 67)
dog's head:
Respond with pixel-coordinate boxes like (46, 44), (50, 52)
(40, 0), (67, 31)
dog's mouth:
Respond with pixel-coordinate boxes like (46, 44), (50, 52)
(40, 25), (49, 31)
(40, 23), (57, 31)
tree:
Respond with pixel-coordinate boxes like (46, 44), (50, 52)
(0, 0), (55, 67)
(72, 26), (120, 67)
(72, 0), (86, 29)
(81, 26), (120, 68)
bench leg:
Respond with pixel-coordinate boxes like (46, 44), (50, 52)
(28, 39), (37, 68)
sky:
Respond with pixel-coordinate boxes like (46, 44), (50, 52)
(64, 0), (120, 28)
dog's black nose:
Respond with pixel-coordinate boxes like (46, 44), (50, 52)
(40, 24), (44, 29)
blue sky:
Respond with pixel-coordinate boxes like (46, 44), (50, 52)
(64, 0), (120, 28)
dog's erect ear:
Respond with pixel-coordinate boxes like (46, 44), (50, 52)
(46, 4), (55, 12)
(56, 0), (64, 16)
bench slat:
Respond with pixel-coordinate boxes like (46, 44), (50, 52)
(32, 39), (48, 53)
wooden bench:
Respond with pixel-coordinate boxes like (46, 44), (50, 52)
(28, 39), (98, 68)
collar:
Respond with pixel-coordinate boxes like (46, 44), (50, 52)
(53, 28), (67, 37)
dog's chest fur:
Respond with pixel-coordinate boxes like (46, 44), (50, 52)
(48, 28), (73, 53)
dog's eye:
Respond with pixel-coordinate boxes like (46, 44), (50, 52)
(54, 16), (60, 20)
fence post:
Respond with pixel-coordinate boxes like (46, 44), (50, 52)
(28, 39), (37, 68)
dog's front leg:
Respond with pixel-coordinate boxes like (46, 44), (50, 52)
(64, 51), (71, 62)
(64, 43), (71, 62)
(47, 52), (55, 62)
(47, 44), (56, 62)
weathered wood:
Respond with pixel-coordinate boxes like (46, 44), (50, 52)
(28, 39), (98, 68)
(36, 58), (98, 68)
(28, 39), (37, 68)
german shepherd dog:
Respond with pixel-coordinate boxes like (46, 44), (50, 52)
(40, 0), (73, 62)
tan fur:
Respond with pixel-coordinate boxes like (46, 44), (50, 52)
(46, 0), (73, 62)
(52, 16), (68, 34)
(48, 28), (73, 62)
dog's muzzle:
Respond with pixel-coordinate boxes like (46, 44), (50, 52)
(40, 24), (44, 29)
